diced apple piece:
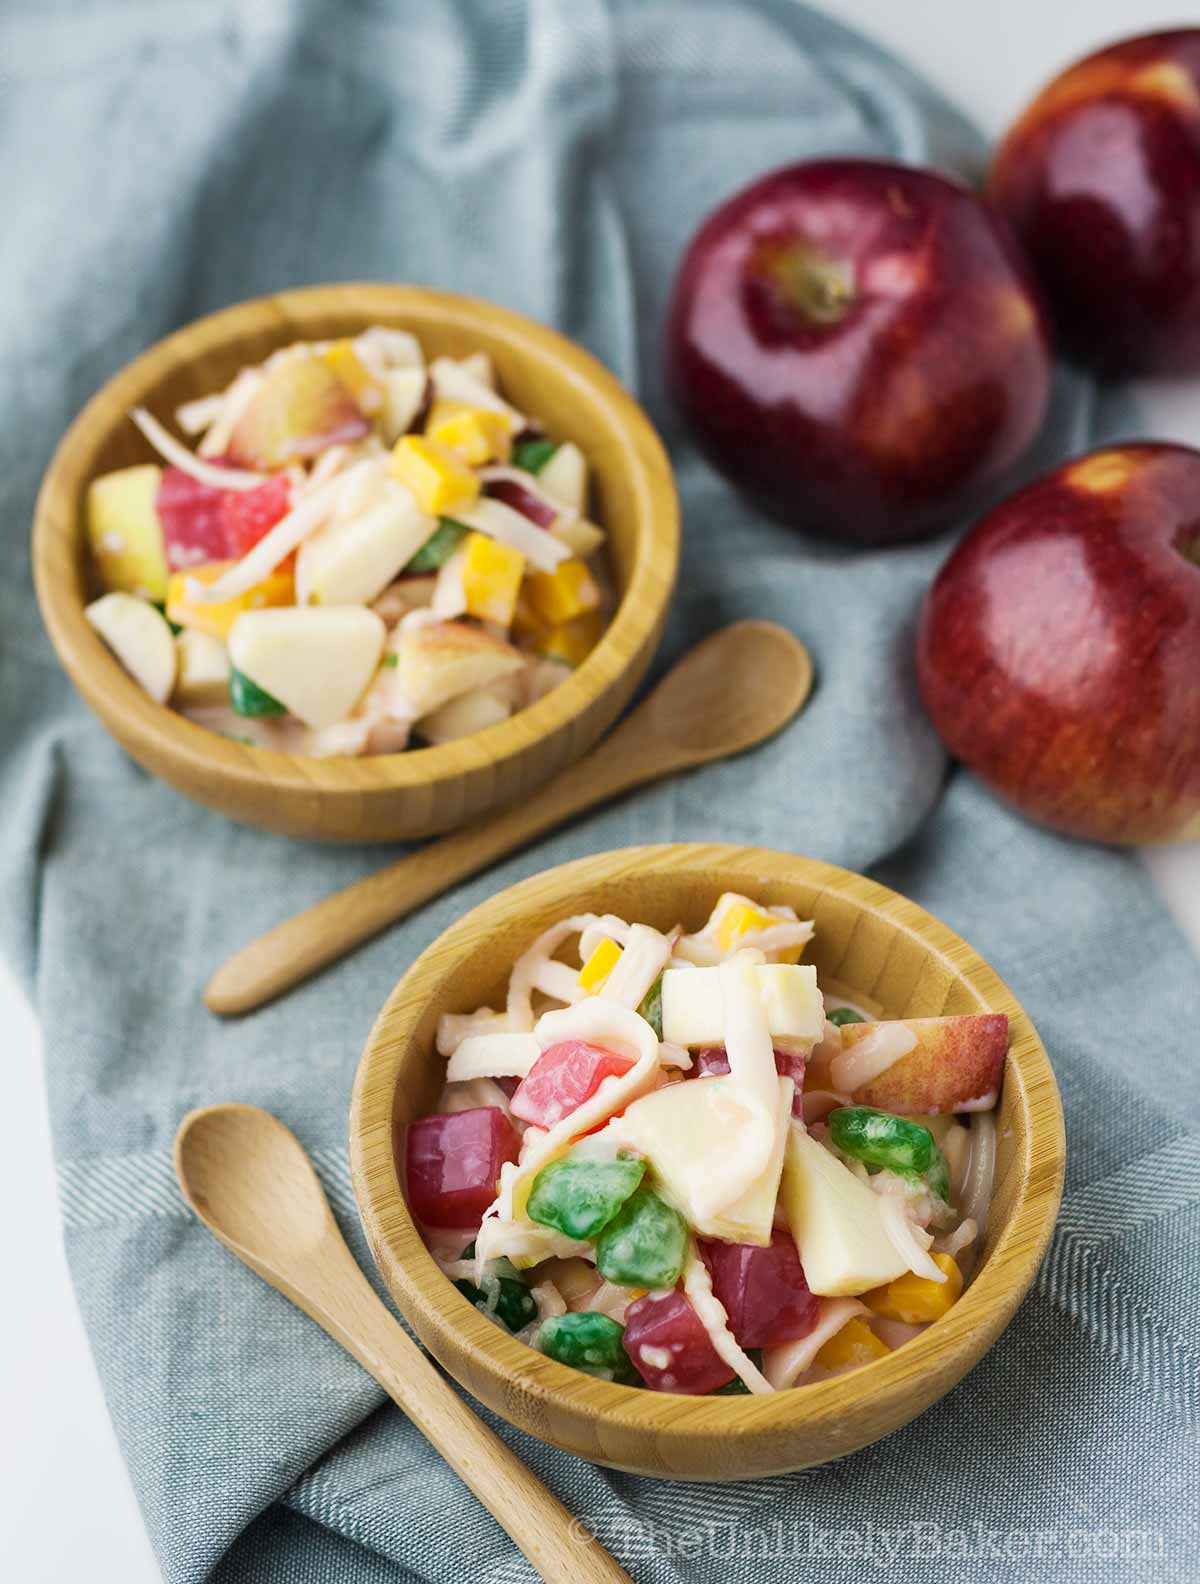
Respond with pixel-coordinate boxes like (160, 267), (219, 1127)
(295, 486), (436, 607)
(552, 516), (605, 559)
(780, 1128), (908, 1296)
(228, 606), (385, 729)
(839, 1014), (1009, 1114)
(416, 683), (513, 744)
(379, 368), (429, 445)
(86, 465), (168, 599)
(227, 355), (369, 471)
(457, 350), (495, 388)
(610, 1075), (792, 1246)
(371, 576), (437, 626)
(85, 593), (177, 703)
(397, 618), (524, 716)
(172, 628), (231, 707)
(661, 963), (823, 1047)
(538, 441), (588, 513)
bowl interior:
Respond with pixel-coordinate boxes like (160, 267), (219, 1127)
(353, 844), (1064, 1476)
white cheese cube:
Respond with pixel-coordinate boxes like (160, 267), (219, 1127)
(661, 963), (823, 1047)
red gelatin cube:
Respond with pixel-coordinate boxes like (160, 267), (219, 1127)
(485, 477), (559, 528)
(510, 1040), (635, 1129)
(157, 466), (232, 570)
(693, 1045), (807, 1117)
(403, 1106), (519, 1229)
(700, 1228), (819, 1348)
(221, 474), (292, 559)
(622, 1290), (735, 1394)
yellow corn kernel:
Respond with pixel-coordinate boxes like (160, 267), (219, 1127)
(863, 1253), (963, 1324)
(322, 339), (384, 415)
(537, 610), (604, 668)
(523, 558), (601, 627)
(459, 532), (525, 626)
(389, 434), (481, 515)
(426, 402), (512, 466)
(714, 898), (802, 962)
(813, 1317), (891, 1372)
(166, 560), (295, 642)
(578, 938), (622, 993)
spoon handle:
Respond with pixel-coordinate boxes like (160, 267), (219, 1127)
(205, 708), (685, 1017)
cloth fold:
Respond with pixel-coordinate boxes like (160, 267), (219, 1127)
(2, 2), (1197, 1580)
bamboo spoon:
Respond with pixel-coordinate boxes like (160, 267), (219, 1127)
(174, 1103), (633, 1584)
(206, 621), (814, 1016)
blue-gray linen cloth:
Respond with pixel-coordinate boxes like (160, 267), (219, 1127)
(2, 2), (1197, 1580)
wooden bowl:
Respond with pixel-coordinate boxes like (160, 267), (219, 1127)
(351, 843), (1065, 1479)
(33, 284), (678, 842)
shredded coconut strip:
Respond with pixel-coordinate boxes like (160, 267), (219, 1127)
(762, 1298), (868, 1389)
(184, 461), (374, 604)
(682, 1248), (773, 1394)
(506, 913), (606, 1031)
(131, 406), (268, 491)
(436, 1007), (508, 1056)
(578, 916), (635, 961)
(829, 1022), (918, 1094)
(478, 464), (580, 524)
(601, 923), (675, 1010)
(878, 1195), (946, 1281)
(454, 498), (571, 573)
(445, 1032), (540, 1083)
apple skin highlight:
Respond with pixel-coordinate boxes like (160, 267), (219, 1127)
(917, 443), (1200, 845)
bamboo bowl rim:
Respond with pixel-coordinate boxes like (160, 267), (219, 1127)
(351, 843), (1066, 1462)
(32, 283), (678, 806)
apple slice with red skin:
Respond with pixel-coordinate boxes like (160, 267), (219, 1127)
(665, 159), (1052, 545)
(227, 355), (369, 471)
(918, 443), (1200, 844)
(990, 29), (1200, 374)
(838, 1014), (1008, 1115)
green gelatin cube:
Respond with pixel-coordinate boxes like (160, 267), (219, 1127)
(595, 1185), (688, 1289)
(454, 1274), (537, 1333)
(828, 1007), (867, 1027)
(637, 975), (663, 1041)
(512, 438), (558, 474)
(405, 517), (469, 573)
(527, 1154), (646, 1241)
(230, 667), (286, 718)
(828, 1106), (951, 1202)
(539, 1311), (635, 1381)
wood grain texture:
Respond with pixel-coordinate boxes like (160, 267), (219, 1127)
(205, 621), (814, 1014)
(174, 1104), (632, 1584)
(350, 844), (1066, 1481)
(33, 283), (679, 842)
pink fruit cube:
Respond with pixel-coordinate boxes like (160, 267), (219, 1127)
(700, 1229), (818, 1348)
(622, 1290), (735, 1393)
(157, 466), (231, 570)
(693, 1045), (807, 1117)
(221, 474), (292, 559)
(485, 477), (559, 527)
(510, 1040), (635, 1130)
(403, 1106), (519, 1229)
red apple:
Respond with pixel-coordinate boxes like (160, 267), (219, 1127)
(990, 31), (1200, 374)
(836, 1015), (1009, 1115)
(665, 159), (1053, 545)
(917, 444), (1200, 843)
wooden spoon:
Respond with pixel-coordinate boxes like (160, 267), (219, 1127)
(174, 1103), (632, 1584)
(206, 621), (813, 1016)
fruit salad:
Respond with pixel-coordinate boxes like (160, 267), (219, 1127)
(83, 328), (611, 755)
(403, 892), (1006, 1394)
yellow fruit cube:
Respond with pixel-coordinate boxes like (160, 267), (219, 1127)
(460, 533), (525, 626)
(862, 1253), (963, 1324)
(86, 465), (168, 601)
(166, 560), (295, 641)
(578, 938), (622, 993)
(716, 899), (803, 963)
(389, 435), (481, 515)
(426, 402), (512, 465)
(537, 610), (604, 668)
(813, 1317), (891, 1372)
(523, 558), (601, 627)
(322, 340), (385, 415)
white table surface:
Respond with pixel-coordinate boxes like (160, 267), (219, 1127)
(4, 4), (1199, 1578)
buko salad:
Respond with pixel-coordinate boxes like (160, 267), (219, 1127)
(83, 328), (610, 755)
(404, 893), (1008, 1394)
